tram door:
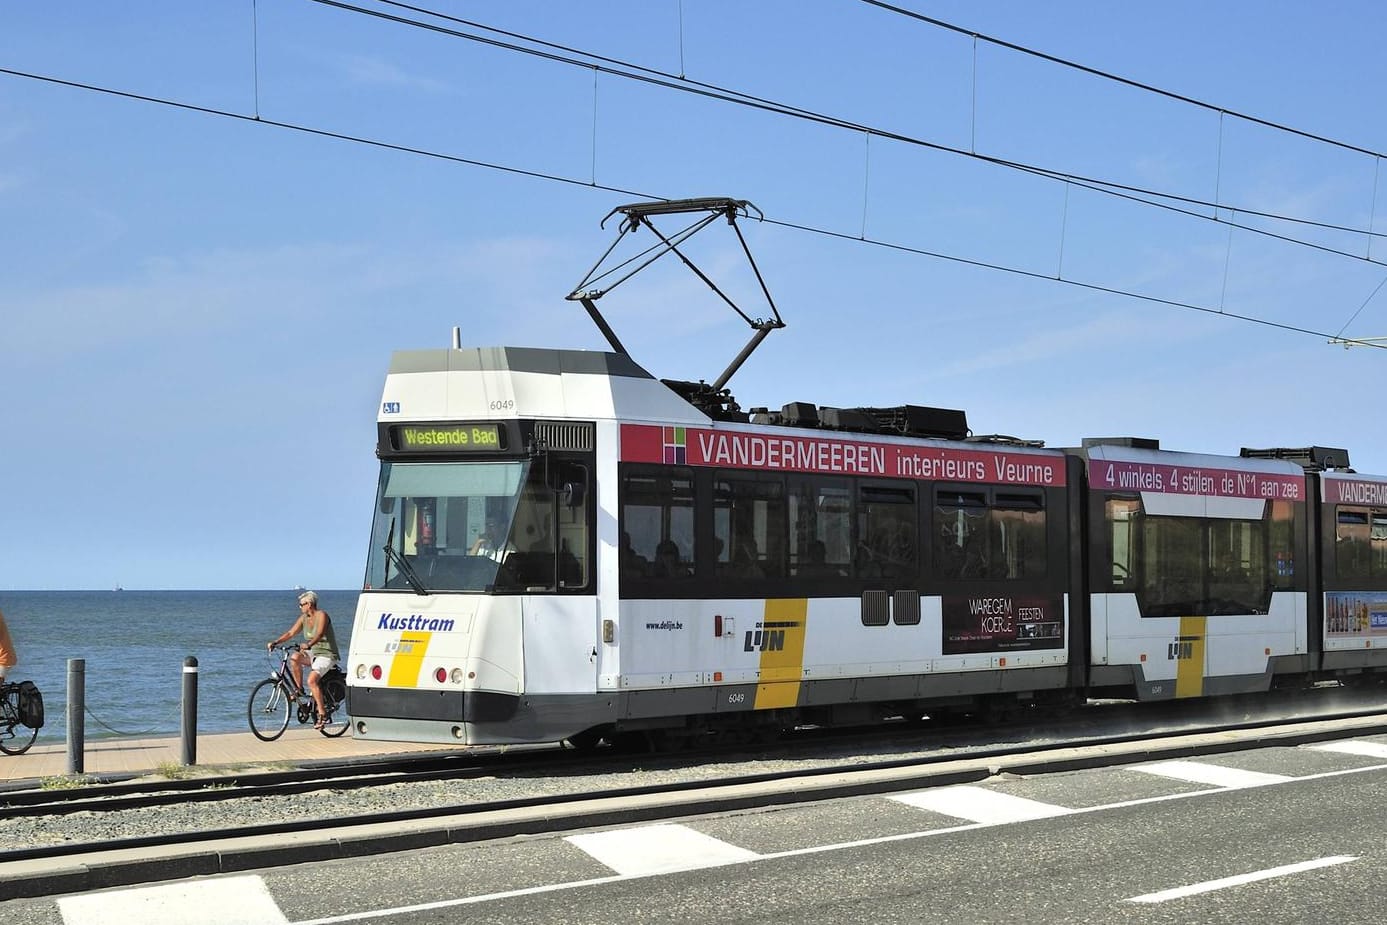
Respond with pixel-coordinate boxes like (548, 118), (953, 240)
(518, 458), (600, 695)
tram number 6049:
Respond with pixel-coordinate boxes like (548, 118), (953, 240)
(726, 692), (746, 705)
(489, 399), (515, 411)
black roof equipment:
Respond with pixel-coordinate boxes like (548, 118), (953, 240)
(1240, 446), (1352, 471)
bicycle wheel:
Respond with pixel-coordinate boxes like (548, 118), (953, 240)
(247, 678), (291, 742)
(0, 709), (38, 755)
(318, 675), (350, 738)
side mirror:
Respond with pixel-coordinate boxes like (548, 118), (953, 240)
(561, 481), (586, 509)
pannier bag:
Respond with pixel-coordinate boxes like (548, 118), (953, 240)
(17, 681), (43, 728)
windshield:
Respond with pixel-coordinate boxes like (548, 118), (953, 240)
(363, 459), (588, 593)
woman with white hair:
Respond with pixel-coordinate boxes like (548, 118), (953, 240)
(267, 590), (340, 730)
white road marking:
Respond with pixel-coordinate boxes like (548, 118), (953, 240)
(1125, 855), (1358, 904)
(59, 874), (288, 925)
(565, 823), (760, 876)
(890, 785), (1072, 823)
(1309, 739), (1387, 760)
(1131, 760), (1289, 788)
(295, 756), (1387, 924)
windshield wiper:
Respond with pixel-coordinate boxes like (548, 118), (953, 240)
(382, 517), (429, 595)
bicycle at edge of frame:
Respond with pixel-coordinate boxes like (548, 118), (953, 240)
(0, 679), (44, 756)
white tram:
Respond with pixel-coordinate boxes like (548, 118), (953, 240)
(342, 200), (1387, 748)
(342, 344), (1387, 748)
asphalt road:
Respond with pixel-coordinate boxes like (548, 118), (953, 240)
(6, 735), (1386, 924)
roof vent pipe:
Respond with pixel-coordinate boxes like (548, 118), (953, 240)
(451, 326), (462, 349)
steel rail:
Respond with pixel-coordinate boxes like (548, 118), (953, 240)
(3, 704), (1385, 866)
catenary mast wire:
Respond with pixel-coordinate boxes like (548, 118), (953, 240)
(858, 0), (1387, 160)
(0, 65), (659, 200)
(317, 0), (1387, 247)
(2, 61), (1377, 349)
(5, 0), (1386, 347)
(5, 60), (1381, 350)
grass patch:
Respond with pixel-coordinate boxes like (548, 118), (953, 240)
(39, 774), (87, 790)
(155, 760), (193, 780)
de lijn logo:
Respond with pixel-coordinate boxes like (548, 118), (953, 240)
(1167, 635), (1197, 660)
(744, 620), (800, 652)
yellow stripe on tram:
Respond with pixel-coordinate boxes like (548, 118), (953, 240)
(387, 633), (433, 687)
(753, 598), (808, 710)
(1174, 616), (1206, 699)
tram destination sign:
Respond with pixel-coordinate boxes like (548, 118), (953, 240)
(390, 423), (505, 453)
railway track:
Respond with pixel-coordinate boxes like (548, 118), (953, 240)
(2, 695), (1386, 901)
(1, 685), (1382, 820)
(3, 697), (1386, 863)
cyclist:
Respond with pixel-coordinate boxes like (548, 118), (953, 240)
(0, 608), (16, 683)
(268, 591), (340, 730)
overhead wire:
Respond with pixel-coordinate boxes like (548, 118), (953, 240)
(858, 0), (1387, 160)
(326, 0), (1387, 247)
(2, 3), (1385, 347)
(306, 0), (1387, 338)
(0, 64), (660, 201)
(3, 59), (1375, 349)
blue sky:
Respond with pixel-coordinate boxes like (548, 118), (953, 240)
(4, 1), (1387, 590)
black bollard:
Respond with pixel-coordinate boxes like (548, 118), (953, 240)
(181, 656), (198, 766)
(67, 658), (85, 775)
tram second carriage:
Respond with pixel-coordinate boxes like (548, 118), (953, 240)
(1075, 440), (1310, 700)
(344, 347), (1387, 748)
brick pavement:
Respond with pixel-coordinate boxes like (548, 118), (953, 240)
(0, 728), (464, 785)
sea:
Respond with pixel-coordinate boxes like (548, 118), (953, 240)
(0, 590), (359, 741)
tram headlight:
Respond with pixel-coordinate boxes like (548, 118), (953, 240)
(450, 668), (464, 684)
(354, 664), (367, 680)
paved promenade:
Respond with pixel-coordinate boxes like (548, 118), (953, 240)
(0, 728), (465, 785)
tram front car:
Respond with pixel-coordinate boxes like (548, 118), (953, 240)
(346, 346), (689, 745)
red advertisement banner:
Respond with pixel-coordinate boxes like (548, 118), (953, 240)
(1324, 477), (1387, 505)
(1088, 460), (1303, 501)
(620, 424), (1066, 487)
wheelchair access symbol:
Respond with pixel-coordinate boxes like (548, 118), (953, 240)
(382, 402), (401, 414)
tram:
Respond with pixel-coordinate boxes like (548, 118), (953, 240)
(342, 200), (1387, 748)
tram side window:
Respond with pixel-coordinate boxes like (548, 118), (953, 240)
(1140, 516), (1203, 615)
(1106, 497), (1140, 590)
(1130, 512), (1275, 617)
(788, 478), (852, 577)
(714, 476), (786, 579)
(933, 487), (1042, 581)
(857, 485), (916, 579)
(1335, 507), (1375, 581)
(1207, 518), (1266, 614)
(1269, 499), (1297, 589)
(553, 462), (591, 589)
(620, 467), (695, 580)
(935, 490), (988, 580)
(1374, 511), (1387, 576)
(993, 491), (1046, 579)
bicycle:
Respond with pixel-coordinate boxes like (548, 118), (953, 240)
(247, 645), (349, 741)
(0, 679), (44, 756)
